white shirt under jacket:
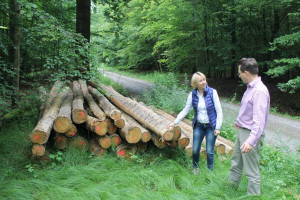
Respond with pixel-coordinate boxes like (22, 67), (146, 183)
(174, 89), (223, 130)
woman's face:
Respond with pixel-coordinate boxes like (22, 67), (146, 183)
(197, 75), (207, 90)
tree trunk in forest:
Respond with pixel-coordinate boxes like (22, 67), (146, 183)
(79, 80), (106, 121)
(230, 16), (236, 79)
(53, 92), (73, 133)
(30, 87), (69, 144)
(76, 0), (90, 73)
(93, 81), (174, 141)
(9, 0), (21, 108)
(72, 81), (87, 124)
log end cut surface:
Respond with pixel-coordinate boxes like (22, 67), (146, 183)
(110, 134), (122, 146)
(172, 126), (181, 141)
(72, 109), (87, 124)
(94, 121), (108, 136)
(54, 117), (72, 133)
(163, 129), (174, 141)
(178, 137), (190, 149)
(65, 124), (77, 137)
(141, 131), (151, 143)
(30, 130), (47, 144)
(126, 127), (142, 143)
(32, 144), (45, 157)
(54, 135), (68, 149)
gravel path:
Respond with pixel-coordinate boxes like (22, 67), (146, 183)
(101, 70), (300, 156)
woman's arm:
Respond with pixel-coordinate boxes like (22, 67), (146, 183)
(213, 89), (223, 130)
(173, 92), (193, 125)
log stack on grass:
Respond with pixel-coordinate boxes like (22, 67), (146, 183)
(29, 80), (234, 161)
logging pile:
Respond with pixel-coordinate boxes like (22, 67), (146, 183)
(30, 80), (234, 161)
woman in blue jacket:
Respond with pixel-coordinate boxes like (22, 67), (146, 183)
(169, 72), (223, 174)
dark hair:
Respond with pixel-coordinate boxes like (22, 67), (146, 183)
(238, 58), (259, 75)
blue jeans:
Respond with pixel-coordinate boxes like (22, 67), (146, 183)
(193, 121), (217, 170)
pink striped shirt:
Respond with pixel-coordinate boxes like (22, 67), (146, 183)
(236, 77), (270, 146)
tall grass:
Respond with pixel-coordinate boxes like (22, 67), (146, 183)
(0, 73), (299, 200)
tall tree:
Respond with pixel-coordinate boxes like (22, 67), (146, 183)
(76, 0), (91, 73)
(9, 0), (21, 108)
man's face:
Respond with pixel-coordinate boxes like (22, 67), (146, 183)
(238, 65), (248, 84)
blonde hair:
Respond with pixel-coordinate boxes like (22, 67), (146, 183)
(191, 72), (206, 89)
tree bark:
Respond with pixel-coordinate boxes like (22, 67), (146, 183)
(43, 81), (64, 116)
(88, 86), (122, 121)
(53, 92), (73, 133)
(86, 115), (107, 136)
(79, 80), (106, 121)
(9, 0), (21, 108)
(30, 87), (69, 144)
(94, 82), (174, 141)
(72, 81), (87, 124)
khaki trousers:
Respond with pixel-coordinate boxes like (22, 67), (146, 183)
(229, 127), (264, 195)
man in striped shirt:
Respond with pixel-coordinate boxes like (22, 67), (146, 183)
(229, 58), (270, 195)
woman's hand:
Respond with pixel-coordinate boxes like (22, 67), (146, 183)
(167, 122), (175, 129)
(214, 129), (220, 136)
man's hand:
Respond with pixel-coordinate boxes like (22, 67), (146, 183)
(214, 129), (220, 136)
(241, 142), (253, 153)
(234, 122), (239, 130)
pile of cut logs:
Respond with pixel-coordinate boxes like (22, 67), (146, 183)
(30, 80), (234, 160)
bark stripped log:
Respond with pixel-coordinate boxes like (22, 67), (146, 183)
(65, 123), (77, 137)
(116, 143), (137, 160)
(97, 135), (111, 149)
(178, 131), (190, 149)
(38, 86), (47, 120)
(54, 133), (68, 149)
(53, 92), (73, 133)
(43, 81), (64, 116)
(72, 81), (87, 124)
(30, 87), (69, 144)
(119, 113), (142, 144)
(110, 134), (122, 146)
(105, 118), (117, 135)
(92, 82), (174, 141)
(150, 106), (234, 154)
(79, 80), (106, 121)
(151, 132), (166, 149)
(88, 86), (122, 121)
(32, 144), (46, 157)
(69, 136), (88, 149)
(86, 115), (107, 136)
(90, 139), (107, 157)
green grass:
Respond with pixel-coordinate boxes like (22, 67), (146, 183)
(0, 115), (299, 199)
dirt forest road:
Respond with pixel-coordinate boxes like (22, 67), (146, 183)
(101, 70), (300, 157)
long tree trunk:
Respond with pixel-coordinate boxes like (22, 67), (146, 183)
(91, 81), (175, 141)
(30, 87), (69, 144)
(9, 0), (21, 108)
(76, 0), (90, 74)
